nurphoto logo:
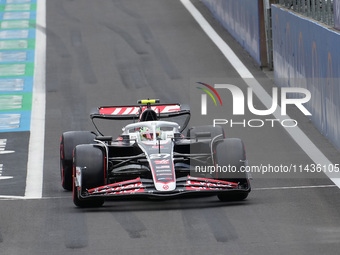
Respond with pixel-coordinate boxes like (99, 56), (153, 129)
(196, 82), (223, 115)
(197, 82), (312, 128)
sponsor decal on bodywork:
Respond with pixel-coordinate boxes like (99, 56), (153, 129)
(138, 142), (176, 191)
(99, 105), (181, 115)
(88, 177), (144, 195)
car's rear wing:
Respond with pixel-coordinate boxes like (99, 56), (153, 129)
(97, 104), (181, 117)
(90, 100), (191, 133)
(91, 103), (189, 119)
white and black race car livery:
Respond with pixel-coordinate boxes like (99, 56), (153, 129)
(60, 99), (251, 207)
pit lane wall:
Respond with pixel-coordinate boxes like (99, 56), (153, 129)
(335, 0), (340, 30)
(272, 5), (340, 150)
(201, 0), (263, 66)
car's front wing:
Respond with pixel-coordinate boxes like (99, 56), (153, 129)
(80, 176), (250, 199)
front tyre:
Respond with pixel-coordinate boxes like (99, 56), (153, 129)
(73, 144), (105, 207)
(60, 131), (96, 191)
(214, 138), (250, 202)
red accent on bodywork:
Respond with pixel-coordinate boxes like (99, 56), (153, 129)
(88, 177), (142, 191)
(88, 177), (144, 195)
(154, 159), (170, 165)
(103, 152), (106, 185)
(186, 176), (238, 190)
(72, 158), (76, 201)
(60, 136), (63, 160)
(99, 105), (181, 115)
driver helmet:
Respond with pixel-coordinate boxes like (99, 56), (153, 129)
(140, 127), (161, 141)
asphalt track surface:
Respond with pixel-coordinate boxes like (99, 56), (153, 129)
(1, 0), (340, 254)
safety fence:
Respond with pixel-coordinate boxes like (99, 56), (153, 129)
(272, 4), (340, 150)
(202, 0), (340, 151)
(275, 0), (334, 26)
(201, 0), (265, 66)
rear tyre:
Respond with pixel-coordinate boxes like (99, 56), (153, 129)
(73, 144), (105, 207)
(60, 131), (96, 191)
(214, 138), (250, 202)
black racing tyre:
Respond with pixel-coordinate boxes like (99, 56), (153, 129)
(73, 144), (105, 207)
(60, 131), (96, 191)
(214, 138), (250, 202)
(187, 125), (225, 140)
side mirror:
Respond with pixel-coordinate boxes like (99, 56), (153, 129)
(95, 136), (112, 142)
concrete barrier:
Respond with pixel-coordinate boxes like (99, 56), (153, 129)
(201, 0), (263, 66)
(272, 5), (340, 150)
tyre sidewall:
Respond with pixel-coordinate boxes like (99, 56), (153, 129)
(73, 144), (105, 207)
(214, 138), (246, 180)
(60, 131), (96, 190)
(214, 138), (250, 201)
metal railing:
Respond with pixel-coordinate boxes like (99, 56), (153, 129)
(275, 0), (334, 26)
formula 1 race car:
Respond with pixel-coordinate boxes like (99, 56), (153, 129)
(60, 99), (251, 207)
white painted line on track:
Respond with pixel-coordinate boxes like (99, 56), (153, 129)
(0, 195), (31, 200)
(180, 0), (340, 188)
(25, 0), (46, 199)
(1, 20), (30, 29)
(4, 4), (31, 12)
(0, 30), (29, 39)
(254, 184), (337, 191)
(0, 177), (13, 180)
(0, 196), (67, 201)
